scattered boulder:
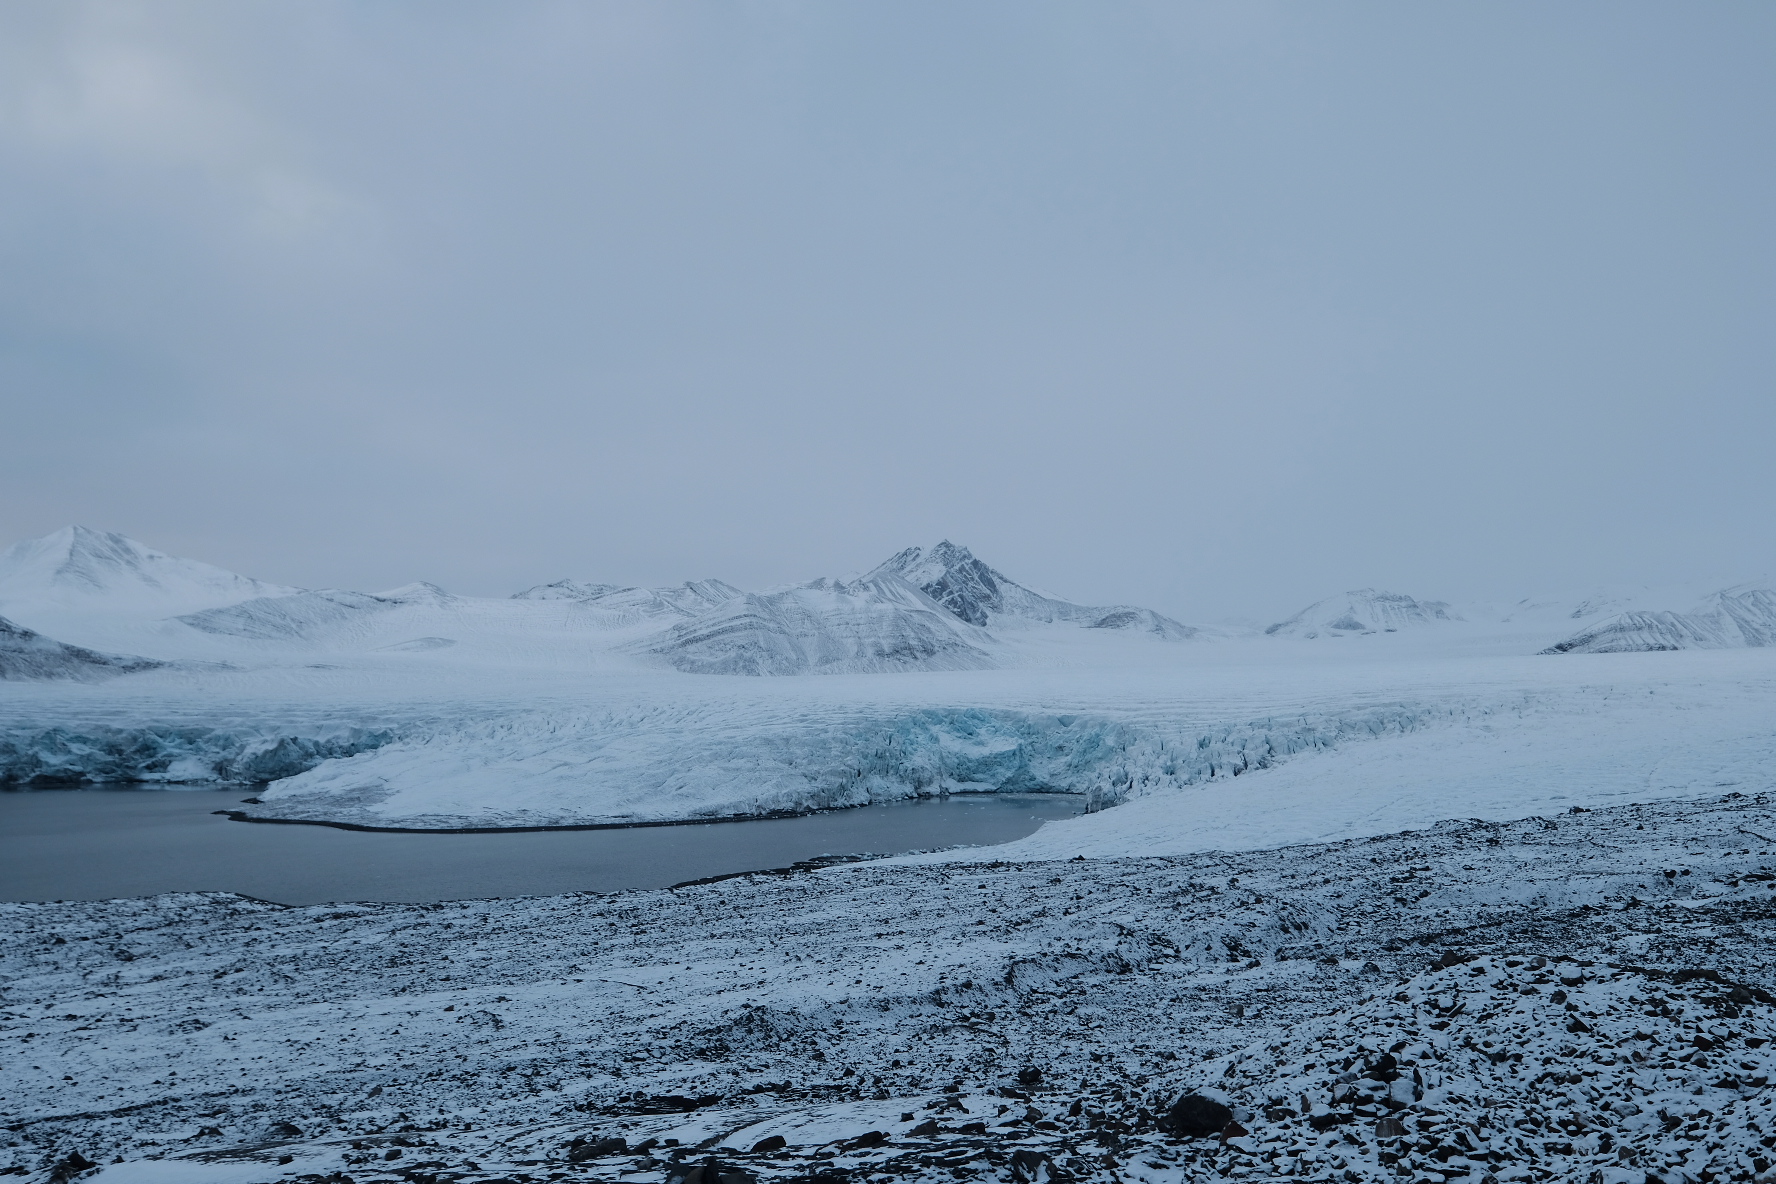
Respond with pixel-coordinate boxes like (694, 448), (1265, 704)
(570, 1135), (629, 1162)
(749, 1135), (787, 1153)
(1010, 1149), (1054, 1184)
(665, 1156), (754, 1184)
(1159, 1094), (1232, 1138)
(47, 1152), (97, 1184)
(840, 1131), (886, 1150)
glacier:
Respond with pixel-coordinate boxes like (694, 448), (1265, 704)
(2, 526), (1774, 836)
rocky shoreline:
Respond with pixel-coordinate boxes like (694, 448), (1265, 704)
(7, 793), (1776, 1183)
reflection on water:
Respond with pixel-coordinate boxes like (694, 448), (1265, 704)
(0, 787), (1080, 905)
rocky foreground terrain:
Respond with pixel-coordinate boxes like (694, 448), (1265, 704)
(6, 792), (1776, 1184)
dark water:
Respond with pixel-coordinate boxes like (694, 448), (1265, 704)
(0, 788), (1080, 905)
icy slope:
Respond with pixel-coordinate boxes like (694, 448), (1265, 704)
(1545, 584), (1776, 653)
(915, 658), (1776, 862)
(0, 616), (162, 682)
(870, 541), (1195, 638)
(0, 526), (294, 620)
(1265, 589), (1460, 637)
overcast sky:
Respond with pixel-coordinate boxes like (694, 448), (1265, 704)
(2, 2), (1772, 621)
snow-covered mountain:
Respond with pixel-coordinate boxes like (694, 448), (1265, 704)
(0, 526), (295, 619)
(1543, 585), (1776, 654)
(649, 573), (992, 676)
(868, 541), (1195, 639)
(511, 579), (624, 601)
(0, 614), (162, 681)
(1264, 589), (1460, 638)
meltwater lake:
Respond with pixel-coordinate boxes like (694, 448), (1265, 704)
(0, 788), (1081, 905)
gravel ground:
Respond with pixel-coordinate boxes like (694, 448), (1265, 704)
(5, 792), (1776, 1184)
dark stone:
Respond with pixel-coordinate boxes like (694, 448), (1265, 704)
(1159, 1094), (1232, 1139)
(1010, 1149), (1053, 1184)
(843, 1131), (887, 1150)
(667, 1156), (752, 1184)
(907, 1120), (939, 1138)
(1018, 1067), (1043, 1086)
(1374, 1117), (1407, 1139)
(571, 1136), (630, 1162)
(634, 1094), (722, 1114)
(264, 1121), (304, 1140)
(960, 1122), (987, 1135)
(750, 1135), (787, 1154)
(47, 1153), (97, 1184)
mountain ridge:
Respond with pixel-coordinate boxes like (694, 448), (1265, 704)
(0, 526), (296, 618)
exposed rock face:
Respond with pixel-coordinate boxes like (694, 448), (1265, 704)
(0, 615), (161, 681)
(875, 541), (1007, 627)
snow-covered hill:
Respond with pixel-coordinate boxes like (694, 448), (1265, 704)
(0, 615), (162, 681)
(0, 526), (295, 620)
(511, 578), (624, 601)
(869, 541), (1196, 639)
(1264, 588), (1459, 637)
(649, 574), (992, 676)
(1544, 584), (1776, 653)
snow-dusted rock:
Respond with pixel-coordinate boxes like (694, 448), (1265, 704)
(1545, 585), (1776, 653)
(1265, 589), (1460, 637)
(869, 541), (1195, 638)
(648, 574), (992, 676)
(177, 588), (406, 642)
(0, 615), (161, 681)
